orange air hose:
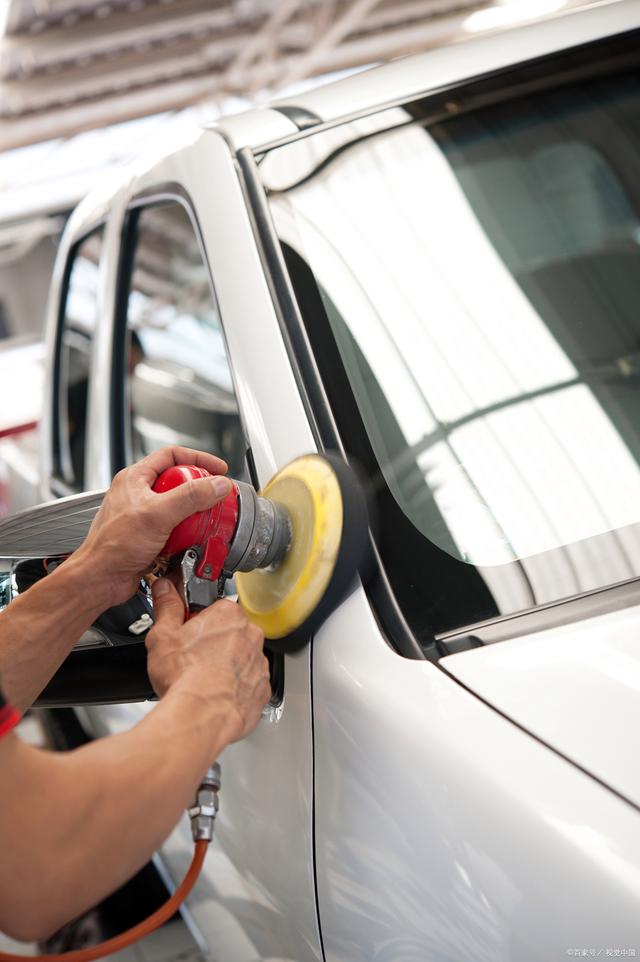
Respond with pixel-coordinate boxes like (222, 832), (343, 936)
(0, 840), (208, 962)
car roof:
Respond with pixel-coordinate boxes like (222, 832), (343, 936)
(215, 0), (639, 153)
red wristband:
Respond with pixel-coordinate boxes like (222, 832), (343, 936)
(0, 703), (20, 738)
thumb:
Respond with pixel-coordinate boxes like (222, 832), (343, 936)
(161, 475), (234, 528)
(151, 577), (186, 630)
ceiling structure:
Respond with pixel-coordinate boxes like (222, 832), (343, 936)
(0, 0), (589, 151)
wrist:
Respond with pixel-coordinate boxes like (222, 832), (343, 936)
(163, 681), (239, 750)
(66, 546), (133, 610)
(54, 550), (115, 616)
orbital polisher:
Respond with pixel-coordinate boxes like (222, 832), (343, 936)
(153, 452), (370, 650)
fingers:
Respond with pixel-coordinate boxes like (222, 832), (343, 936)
(160, 475), (234, 528)
(149, 578), (185, 634)
(146, 589), (270, 737)
(134, 447), (228, 484)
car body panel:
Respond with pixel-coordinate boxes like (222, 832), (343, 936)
(211, 107), (298, 155)
(313, 588), (640, 962)
(441, 604), (640, 810)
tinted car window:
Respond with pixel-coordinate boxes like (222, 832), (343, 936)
(119, 202), (246, 477)
(266, 48), (640, 639)
(55, 228), (104, 492)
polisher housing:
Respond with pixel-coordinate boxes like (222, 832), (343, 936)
(153, 464), (291, 583)
(154, 454), (370, 652)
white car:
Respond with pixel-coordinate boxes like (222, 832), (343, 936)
(6, 2), (640, 958)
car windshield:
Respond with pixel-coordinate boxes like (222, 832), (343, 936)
(265, 41), (640, 638)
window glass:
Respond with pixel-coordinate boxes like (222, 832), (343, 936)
(266, 55), (640, 636)
(121, 203), (246, 477)
(56, 228), (103, 491)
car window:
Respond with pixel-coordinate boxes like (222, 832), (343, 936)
(266, 46), (640, 639)
(55, 227), (104, 492)
(118, 202), (246, 478)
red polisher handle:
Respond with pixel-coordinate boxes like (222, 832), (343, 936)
(152, 465), (239, 581)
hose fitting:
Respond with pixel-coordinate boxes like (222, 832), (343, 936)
(188, 763), (221, 842)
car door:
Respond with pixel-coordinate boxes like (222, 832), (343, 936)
(257, 49), (640, 958)
(63, 130), (325, 962)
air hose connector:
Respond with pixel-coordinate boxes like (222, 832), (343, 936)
(188, 763), (221, 842)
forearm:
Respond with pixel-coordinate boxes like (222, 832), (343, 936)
(0, 687), (233, 940)
(0, 550), (112, 710)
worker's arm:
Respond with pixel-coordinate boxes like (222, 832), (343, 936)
(0, 445), (232, 710)
(0, 582), (270, 942)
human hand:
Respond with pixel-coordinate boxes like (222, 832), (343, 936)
(75, 446), (232, 607)
(146, 579), (270, 744)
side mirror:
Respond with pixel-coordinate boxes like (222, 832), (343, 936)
(0, 488), (104, 559)
(0, 490), (155, 707)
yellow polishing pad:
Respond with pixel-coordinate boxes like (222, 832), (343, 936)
(236, 455), (343, 639)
